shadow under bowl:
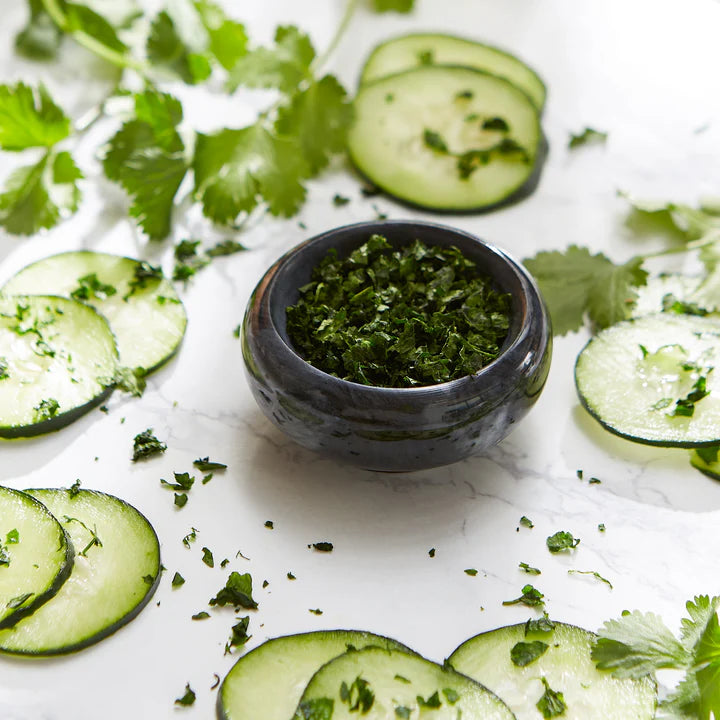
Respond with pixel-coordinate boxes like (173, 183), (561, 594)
(242, 220), (552, 472)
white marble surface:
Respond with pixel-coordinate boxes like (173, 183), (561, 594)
(1, 0), (720, 717)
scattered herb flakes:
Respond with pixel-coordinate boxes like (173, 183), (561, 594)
(265, 520), (274, 529)
(70, 273), (116, 302)
(171, 572), (185, 588)
(519, 562), (541, 575)
(464, 568), (478, 576)
(417, 691), (442, 708)
(201, 547), (214, 568)
(576, 469), (583, 480)
(519, 516), (534, 529)
(220, 558), (229, 568)
(296, 698), (335, 720)
(340, 676), (375, 712)
(589, 477), (602, 484)
(311, 541), (333, 552)
(193, 456), (227, 471)
(333, 193), (350, 207)
(68, 479), (82, 497)
(175, 683), (196, 707)
(287, 572), (296, 580)
(210, 571), (258, 609)
(161, 471), (195, 492)
(598, 523), (606, 532)
(395, 674), (411, 684)
(546, 531), (580, 553)
(225, 616), (251, 654)
(262, 579), (269, 588)
(174, 492), (188, 508)
(131, 428), (166, 462)
(442, 688), (459, 704)
(536, 678), (567, 718)
(568, 127), (608, 149)
(428, 548), (436, 558)
(183, 527), (199, 548)
(63, 516), (102, 557)
(286, 235), (512, 387)
(192, 611), (210, 620)
(309, 608), (323, 615)
(568, 569), (613, 589)
(482, 116), (510, 132)
(34, 397), (59, 421)
(503, 584), (546, 609)
(525, 615), (556, 636)
(202, 473), (213, 484)
(510, 640), (550, 667)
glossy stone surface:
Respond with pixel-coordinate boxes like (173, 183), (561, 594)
(242, 221), (552, 471)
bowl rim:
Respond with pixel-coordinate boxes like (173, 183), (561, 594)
(259, 219), (544, 398)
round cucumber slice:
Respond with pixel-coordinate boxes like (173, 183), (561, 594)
(2, 251), (186, 373)
(295, 646), (515, 719)
(575, 314), (720, 447)
(0, 486), (73, 629)
(348, 65), (542, 212)
(448, 622), (656, 720)
(0, 294), (117, 438)
(219, 630), (413, 720)
(0, 488), (160, 655)
(361, 32), (546, 111)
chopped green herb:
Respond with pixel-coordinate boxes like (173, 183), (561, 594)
(175, 683), (196, 706)
(503, 584), (545, 609)
(63, 516), (102, 557)
(519, 562), (541, 575)
(125, 261), (164, 299)
(192, 611), (210, 620)
(161, 472), (195, 492)
(417, 49), (433, 64)
(568, 127), (608, 149)
(210, 571), (258, 609)
(525, 614), (556, 635)
(311, 541), (333, 552)
(201, 473), (213, 484)
(576, 469), (583, 480)
(546, 531), (580, 553)
(309, 608), (323, 615)
(482, 116), (509, 132)
(142, 574), (155, 585)
(265, 520), (274, 529)
(598, 523), (606, 532)
(171, 572), (185, 588)
(6, 592), (33, 609)
(0, 356), (8, 380)
(340, 676), (375, 712)
(589, 477), (602, 484)
(395, 674), (411, 683)
(568, 569), (613, 589)
(442, 688), (460, 704)
(428, 548), (436, 558)
(132, 428), (167, 462)
(519, 516), (534, 529)
(6, 529), (19, 544)
(207, 239), (247, 257)
(295, 698), (335, 720)
(423, 128), (449, 154)
(233, 324), (242, 338)
(193, 457), (227, 471)
(225, 616), (251, 653)
(182, 527), (198, 548)
(417, 691), (441, 708)
(70, 273), (116, 301)
(68, 479), (81, 497)
(455, 90), (473, 100)
(174, 492), (188, 508)
(287, 572), (296, 580)
(464, 568), (478, 576)
(262, 579), (269, 588)
(510, 640), (549, 667)
(34, 397), (59, 421)
(333, 193), (350, 207)
(395, 707), (411, 719)
(201, 547), (214, 567)
(536, 678), (567, 718)
(286, 235), (511, 387)
(671, 373), (711, 417)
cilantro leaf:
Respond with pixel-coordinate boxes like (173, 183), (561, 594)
(680, 596), (720, 652)
(503, 584), (545, 609)
(524, 245), (647, 335)
(132, 428), (166, 462)
(175, 683), (196, 706)
(696, 659), (720, 720)
(536, 678), (567, 718)
(372, 0), (415, 11)
(15, 0), (62, 59)
(193, 0), (248, 71)
(546, 530), (580, 553)
(0, 150), (82, 235)
(146, 10), (211, 84)
(103, 90), (188, 239)
(510, 640), (549, 667)
(275, 75), (352, 174)
(225, 615), (251, 653)
(592, 610), (691, 678)
(568, 127), (608, 149)
(64, 3), (127, 54)
(0, 83), (70, 150)
(228, 25), (315, 93)
(209, 571), (258, 609)
(194, 123), (308, 223)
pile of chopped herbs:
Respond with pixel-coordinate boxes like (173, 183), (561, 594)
(285, 234), (512, 387)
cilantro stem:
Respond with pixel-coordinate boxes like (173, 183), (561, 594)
(40, 0), (150, 76)
(638, 231), (720, 261)
(311, 0), (359, 74)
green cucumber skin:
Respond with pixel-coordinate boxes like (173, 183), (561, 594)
(218, 630), (415, 720)
(0, 487), (74, 630)
(360, 32), (546, 111)
(0, 489), (161, 656)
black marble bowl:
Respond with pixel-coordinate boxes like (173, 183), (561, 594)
(242, 221), (552, 472)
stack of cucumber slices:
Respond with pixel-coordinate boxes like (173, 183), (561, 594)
(0, 485), (160, 655)
(218, 622), (655, 719)
(349, 33), (547, 212)
(0, 250), (186, 438)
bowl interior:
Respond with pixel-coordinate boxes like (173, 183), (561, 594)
(267, 221), (530, 381)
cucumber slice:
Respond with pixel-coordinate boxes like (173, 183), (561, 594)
(448, 622), (656, 719)
(2, 251), (186, 373)
(0, 486), (73, 629)
(361, 33), (546, 111)
(575, 314), (720, 446)
(294, 646), (515, 719)
(219, 630), (412, 720)
(0, 488), (160, 655)
(0, 294), (117, 438)
(348, 65), (542, 212)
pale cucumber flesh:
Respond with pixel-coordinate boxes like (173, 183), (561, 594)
(448, 622), (656, 720)
(0, 488), (160, 655)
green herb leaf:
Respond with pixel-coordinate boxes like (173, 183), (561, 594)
(201, 547), (214, 567)
(394, 707), (411, 719)
(442, 688), (459, 704)
(192, 610), (210, 620)
(132, 428), (166, 462)
(464, 568), (478, 576)
(519, 562), (541, 575)
(546, 531), (580, 553)
(568, 569), (613, 589)
(64, 3), (127, 54)
(193, 0), (248, 71)
(210, 571), (258, 609)
(340, 676), (375, 713)
(0, 83), (70, 150)
(194, 123), (308, 224)
(228, 25), (314, 93)
(519, 516), (534, 529)
(536, 677), (567, 718)
(294, 698), (334, 720)
(147, 10), (211, 84)
(193, 456), (227, 471)
(417, 691), (441, 708)
(171, 572), (185, 588)
(510, 640), (549, 667)
(225, 615), (251, 653)
(15, 0), (63, 60)
(680, 595), (720, 653)
(6, 592), (33, 609)
(568, 127), (608, 149)
(175, 683), (196, 706)
(312, 542), (333, 552)
(103, 90), (188, 239)
(525, 615), (556, 635)
(592, 610), (691, 678)
(503, 584), (545, 609)
(34, 397), (59, 421)
(182, 528), (198, 548)
(174, 492), (188, 508)
(423, 128), (449, 154)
